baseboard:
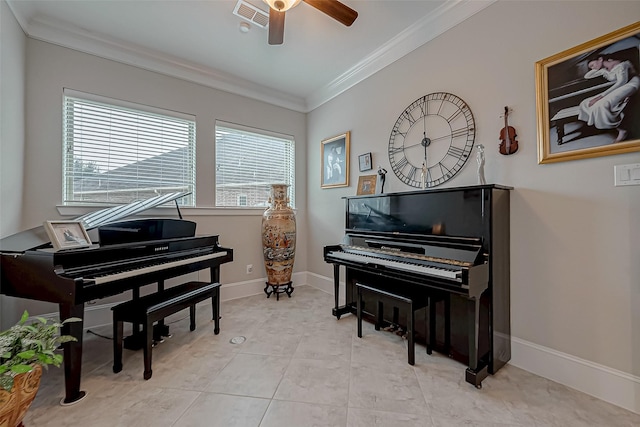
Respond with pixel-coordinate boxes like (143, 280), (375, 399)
(40, 272), (309, 330)
(306, 273), (640, 415)
(306, 271), (345, 305)
(34, 271), (640, 415)
(511, 337), (640, 414)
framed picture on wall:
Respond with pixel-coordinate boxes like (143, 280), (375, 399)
(356, 174), (377, 195)
(321, 131), (350, 188)
(44, 220), (92, 251)
(358, 152), (372, 172)
(535, 22), (640, 164)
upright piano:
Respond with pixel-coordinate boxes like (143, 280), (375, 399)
(0, 193), (233, 404)
(324, 184), (510, 387)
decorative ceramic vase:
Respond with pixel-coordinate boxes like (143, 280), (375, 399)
(262, 184), (296, 286)
(0, 365), (43, 427)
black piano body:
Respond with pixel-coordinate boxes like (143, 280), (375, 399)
(0, 193), (233, 404)
(324, 184), (510, 387)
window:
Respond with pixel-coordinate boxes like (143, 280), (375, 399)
(63, 90), (196, 206)
(215, 121), (295, 208)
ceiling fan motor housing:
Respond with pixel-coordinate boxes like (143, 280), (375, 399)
(264, 0), (302, 12)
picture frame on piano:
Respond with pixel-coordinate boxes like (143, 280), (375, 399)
(321, 131), (350, 188)
(44, 220), (92, 251)
(356, 174), (377, 195)
(535, 22), (640, 164)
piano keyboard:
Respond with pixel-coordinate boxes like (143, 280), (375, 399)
(326, 250), (462, 282)
(86, 251), (228, 285)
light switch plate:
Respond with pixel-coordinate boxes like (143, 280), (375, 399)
(614, 163), (640, 186)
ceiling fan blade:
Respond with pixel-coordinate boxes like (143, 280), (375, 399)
(303, 0), (358, 26)
(268, 8), (285, 45)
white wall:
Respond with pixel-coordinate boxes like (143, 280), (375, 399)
(307, 0), (639, 410)
(3, 0), (640, 413)
(6, 37), (306, 322)
(0, 0), (27, 329)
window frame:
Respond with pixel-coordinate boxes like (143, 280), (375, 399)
(62, 89), (197, 207)
(214, 120), (295, 209)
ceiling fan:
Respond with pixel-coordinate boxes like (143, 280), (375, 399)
(263, 0), (358, 45)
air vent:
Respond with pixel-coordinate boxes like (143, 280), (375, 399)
(233, 0), (269, 29)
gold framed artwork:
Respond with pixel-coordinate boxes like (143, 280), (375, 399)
(321, 131), (350, 188)
(535, 22), (640, 164)
(356, 174), (377, 195)
(44, 220), (92, 251)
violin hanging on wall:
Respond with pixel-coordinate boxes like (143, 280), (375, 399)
(499, 106), (518, 155)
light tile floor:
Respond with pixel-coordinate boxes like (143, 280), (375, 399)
(25, 286), (640, 426)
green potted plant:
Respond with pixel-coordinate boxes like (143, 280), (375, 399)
(0, 311), (79, 426)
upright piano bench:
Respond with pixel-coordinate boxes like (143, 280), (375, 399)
(356, 282), (434, 366)
(112, 281), (221, 380)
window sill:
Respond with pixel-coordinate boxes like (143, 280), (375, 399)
(56, 205), (285, 218)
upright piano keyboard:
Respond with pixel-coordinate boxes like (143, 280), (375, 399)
(324, 185), (511, 387)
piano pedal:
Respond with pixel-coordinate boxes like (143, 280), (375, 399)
(383, 323), (404, 334)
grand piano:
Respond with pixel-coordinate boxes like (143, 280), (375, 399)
(324, 184), (510, 387)
(0, 193), (233, 404)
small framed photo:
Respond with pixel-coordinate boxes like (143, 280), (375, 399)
(321, 131), (350, 188)
(535, 22), (640, 164)
(356, 174), (377, 195)
(44, 220), (92, 251)
(358, 152), (372, 172)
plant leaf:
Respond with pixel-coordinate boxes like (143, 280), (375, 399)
(17, 350), (36, 359)
(10, 364), (33, 374)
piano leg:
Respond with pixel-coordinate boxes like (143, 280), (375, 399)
(59, 302), (87, 405)
(330, 264), (350, 319)
(333, 264), (341, 318)
(124, 287), (145, 350)
(465, 297), (488, 388)
(154, 280), (171, 340)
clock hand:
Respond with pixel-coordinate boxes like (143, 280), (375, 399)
(423, 132), (428, 154)
(428, 134), (453, 143)
(421, 131), (428, 190)
(404, 133), (449, 151)
(403, 132), (433, 151)
(403, 141), (427, 150)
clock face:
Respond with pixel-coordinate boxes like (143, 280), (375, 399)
(388, 92), (475, 188)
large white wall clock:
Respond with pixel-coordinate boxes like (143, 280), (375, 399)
(388, 92), (476, 188)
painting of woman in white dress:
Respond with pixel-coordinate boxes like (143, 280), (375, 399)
(578, 56), (640, 143)
(535, 22), (640, 163)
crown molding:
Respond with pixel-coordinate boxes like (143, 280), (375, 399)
(9, 5), (307, 112)
(8, 0), (496, 113)
(305, 0), (497, 111)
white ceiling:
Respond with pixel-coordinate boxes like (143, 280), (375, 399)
(7, 0), (494, 112)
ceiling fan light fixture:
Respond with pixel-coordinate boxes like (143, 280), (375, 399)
(263, 0), (302, 12)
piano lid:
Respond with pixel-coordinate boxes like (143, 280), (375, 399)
(75, 192), (189, 230)
(0, 192), (190, 253)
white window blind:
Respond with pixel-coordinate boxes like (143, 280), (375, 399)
(215, 122), (295, 208)
(63, 90), (196, 206)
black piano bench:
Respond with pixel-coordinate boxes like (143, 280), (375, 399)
(356, 283), (432, 366)
(112, 281), (221, 380)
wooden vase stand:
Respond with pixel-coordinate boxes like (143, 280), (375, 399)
(264, 281), (293, 300)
